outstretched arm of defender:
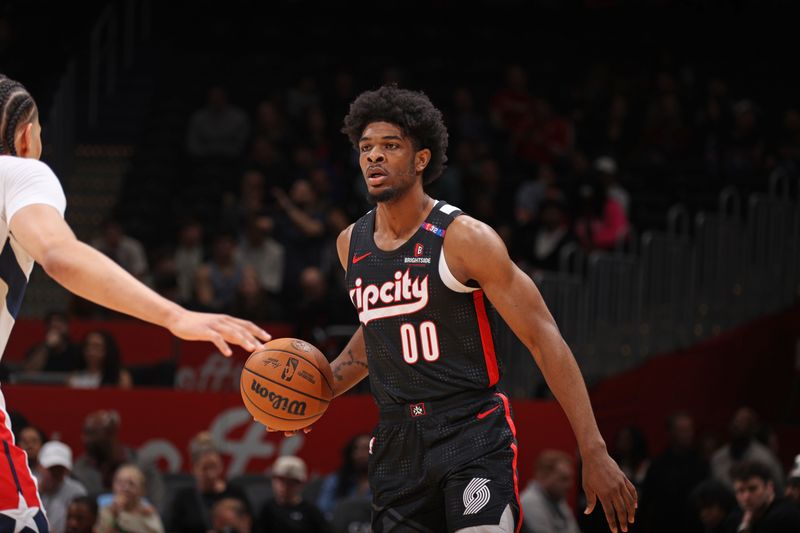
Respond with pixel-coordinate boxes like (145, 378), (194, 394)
(9, 204), (270, 355)
(444, 216), (637, 533)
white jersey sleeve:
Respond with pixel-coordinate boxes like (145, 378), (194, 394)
(2, 157), (66, 225)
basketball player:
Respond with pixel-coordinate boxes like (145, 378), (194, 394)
(0, 75), (270, 532)
(317, 85), (637, 533)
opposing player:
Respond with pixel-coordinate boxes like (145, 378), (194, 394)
(320, 85), (637, 533)
(0, 75), (270, 531)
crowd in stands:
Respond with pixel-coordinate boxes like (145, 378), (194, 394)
(8, 51), (791, 389)
(2, 5), (799, 532)
(10, 404), (800, 532)
(56, 51), (800, 342)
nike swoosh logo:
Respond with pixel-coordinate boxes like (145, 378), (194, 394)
(352, 252), (372, 264)
(476, 405), (501, 420)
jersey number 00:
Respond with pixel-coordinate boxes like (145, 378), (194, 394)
(400, 321), (440, 364)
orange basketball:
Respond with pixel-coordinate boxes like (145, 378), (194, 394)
(240, 338), (334, 431)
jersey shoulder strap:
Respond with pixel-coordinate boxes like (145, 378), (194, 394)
(423, 201), (464, 235)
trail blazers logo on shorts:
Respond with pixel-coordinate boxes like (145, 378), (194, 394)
(463, 477), (491, 515)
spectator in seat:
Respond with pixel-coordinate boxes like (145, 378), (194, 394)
(513, 195), (575, 275)
(23, 310), (81, 373)
(238, 213), (284, 295)
(72, 410), (166, 514)
(593, 155), (630, 216)
(573, 182), (629, 252)
(520, 449), (581, 533)
(273, 179), (326, 296)
(67, 330), (132, 389)
(711, 407), (785, 493)
(194, 229), (244, 313)
(786, 455), (800, 508)
(259, 456), (330, 533)
(97, 464), (164, 533)
(16, 424), (47, 470)
(168, 431), (249, 533)
(690, 479), (736, 533)
(612, 425), (650, 491)
(489, 64), (534, 135)
(210, 495), (253, 533)
(316, 433), (371, 520)
(185, 85), (249, 159)
(65, 495), (99, 533)
(90, 218), (149, 283)
(724, 460), (800, 533)
(229, 265), (283, 322)
(36, 441), (87, 533)
(174, 217), (206, 306)
(641, 411), (709, 533)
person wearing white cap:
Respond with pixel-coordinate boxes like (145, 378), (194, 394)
(594, 155), (630, 216)
(258, 456), (330, 533)
(36, 441), (87, 533)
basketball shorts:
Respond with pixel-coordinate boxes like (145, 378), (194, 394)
(369, 388), (521, 533)
(0, 391), (49, 533)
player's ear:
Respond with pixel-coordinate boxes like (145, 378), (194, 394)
(15, 122), (34, 157)
(415, 149), (431, 173)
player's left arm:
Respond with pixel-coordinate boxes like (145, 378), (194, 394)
(444, 216), (637, 533)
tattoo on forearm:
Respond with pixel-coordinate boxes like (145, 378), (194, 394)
(333, 348), (368, 382)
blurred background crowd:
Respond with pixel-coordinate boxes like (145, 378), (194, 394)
(1, 0), (799, 532)
(14, 405), (800, 533)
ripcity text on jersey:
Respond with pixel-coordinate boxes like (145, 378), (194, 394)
(346, 200), (507, 407)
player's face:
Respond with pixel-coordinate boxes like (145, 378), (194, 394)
(734, 477), (773, 515)
(358, 121), (422, 204)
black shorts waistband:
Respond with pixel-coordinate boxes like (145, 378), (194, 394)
(378, 388), (497, 422)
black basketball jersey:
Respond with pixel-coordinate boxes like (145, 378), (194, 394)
(346, 200), (505, 407)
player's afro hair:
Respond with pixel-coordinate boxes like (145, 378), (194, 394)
(342, 85), (448, 185)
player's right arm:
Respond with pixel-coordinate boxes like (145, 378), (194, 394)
(9, 204), (269, 355)
(330, 326), (369, 397)
(328, 223), (369, 397)
(263, 224), (366, 435)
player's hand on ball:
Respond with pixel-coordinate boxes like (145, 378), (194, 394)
(167, 309), (271, 356)
(582, 451), (637, 533)
(258, 420), (314, 437)
(241, 338), (332, 432)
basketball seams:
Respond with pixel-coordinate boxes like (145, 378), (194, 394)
(241, 339), (335, 432)
(247, 347), (334, 394)
(242, 366), (332, 403)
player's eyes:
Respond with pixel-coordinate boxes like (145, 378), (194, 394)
(360, 145), (371, 152)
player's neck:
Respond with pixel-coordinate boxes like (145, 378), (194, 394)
(375, 188), (434, 241)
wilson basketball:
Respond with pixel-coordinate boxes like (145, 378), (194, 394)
(240, 338), (334, 431)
